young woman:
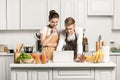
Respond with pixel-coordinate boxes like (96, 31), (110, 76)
(40, 10), (59, 60)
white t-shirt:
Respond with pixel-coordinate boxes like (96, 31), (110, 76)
(56, 27), (83, 54)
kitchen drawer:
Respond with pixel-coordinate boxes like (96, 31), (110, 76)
(53, 68), (94, 80)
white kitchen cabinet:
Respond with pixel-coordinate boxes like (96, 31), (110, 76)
(47, 0), (61, 29)
(113, 0), (120, 29)
(61, 0), (87, 29)
(11, 70), (29, 80)
(31, 69), (52, 80)
(0, 0), (20, 30)
(7, 0), (20, 30)
(88, 0), (113, 16)
(6, 56), (14, 80)
(117, 56), (120, 80)
(95, 68), (115, 80)
(0, 56), (6, 80)
(110, 54), (120, 80)
(0, 0), (6, 30)
(11, 63), (116, 80)
(75, 0), (87, 29)
(61, 0), (74, 29)
(53, 68), (94, 80)
(0, 55), (14, 80)
(11, 69), (52, 80)
(21, 0), (47, 30)
(1, 0), (87, 30)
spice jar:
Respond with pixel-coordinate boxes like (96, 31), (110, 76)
(102, 41), (106, 46)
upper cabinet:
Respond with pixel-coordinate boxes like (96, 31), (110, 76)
(21, 0), (47, 30)
(0, 0), (87, 30)
(61, 0), (87, 29)
(61, 0), (74, 29)
(0, 0), (20, 30)
(75, 0), (87, 29)
(88, 0), (113, 16)
(47, 0), (61, 29)
(7, 0), (20, 30)
(113, 0), (120, 29)
(0, 0), (6, 30)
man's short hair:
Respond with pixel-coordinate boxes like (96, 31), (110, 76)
(65, 17), (75, 26)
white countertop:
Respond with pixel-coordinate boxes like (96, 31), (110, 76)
(10, 61), (116, 68)
(110, 52), (120, 56)
(0, 52), (120, 56)
(0, 52), (13, 55)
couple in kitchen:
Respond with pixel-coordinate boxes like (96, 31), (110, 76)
(40, 10), (83, 62)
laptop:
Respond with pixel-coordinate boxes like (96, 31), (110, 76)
(53, 51), (74, 63)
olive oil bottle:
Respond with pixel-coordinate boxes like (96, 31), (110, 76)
(82, 30), (89, 52)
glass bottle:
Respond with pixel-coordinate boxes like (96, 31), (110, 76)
(96, 41), (100, 51)
(41, 52), (47, 64)
(82, 29), (89, 52)
(36, 53), (40, 64)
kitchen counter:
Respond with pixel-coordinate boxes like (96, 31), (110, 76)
(0, 52), (119, 56)
(10, 61), (116, 68)
(10, 62), (116, 80)
(110, 52), (120, 55)
(0, 52), (14, 55)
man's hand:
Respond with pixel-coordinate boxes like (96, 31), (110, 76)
(74, 54), (86, 62)
(74, 54), (81, 62)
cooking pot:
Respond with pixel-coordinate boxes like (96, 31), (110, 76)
(24, 46), (33, 53)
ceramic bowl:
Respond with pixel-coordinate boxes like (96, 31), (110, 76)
(22, 58), (34, 64)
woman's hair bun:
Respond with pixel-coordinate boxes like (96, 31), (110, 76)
(49, 10), (59, 21)
(49, 10), (56, 15)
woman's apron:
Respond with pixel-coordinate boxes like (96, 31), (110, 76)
(62, 33), (77, 59)
(41, 27), (59, 60)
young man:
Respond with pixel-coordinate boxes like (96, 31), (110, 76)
(57, 17), (83, 60)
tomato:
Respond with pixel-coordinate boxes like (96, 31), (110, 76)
(39, 53), (48, 62)
(30, 53), (37, 58)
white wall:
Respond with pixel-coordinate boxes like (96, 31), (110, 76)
(0, 30), (39, 51)
(87, 16), (120, 51)
(0, 17), (120, 51)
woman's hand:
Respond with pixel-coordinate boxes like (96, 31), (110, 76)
(51, 28), (57, 34)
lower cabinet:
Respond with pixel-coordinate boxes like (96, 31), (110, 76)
(11, 67), (115, 80)
(117, 56), (120, 80)
(6, 56), (14, 80)
(0, 55), (13, 80)
(110, 55), (120, 80)
(53, 68), (94, 80)
(11, 68), (52, 80)
(0, 56), (6, 80)
(95, 68), (115, 80)
(31, 69), (52, 80)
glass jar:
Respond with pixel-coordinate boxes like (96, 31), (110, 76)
(110, 41), (119, 52)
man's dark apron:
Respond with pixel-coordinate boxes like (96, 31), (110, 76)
(62, 33), (77, 59)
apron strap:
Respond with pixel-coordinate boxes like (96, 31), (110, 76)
(45, 26), (49, 38)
